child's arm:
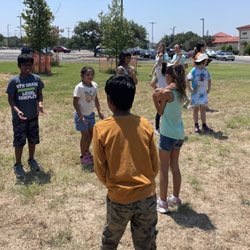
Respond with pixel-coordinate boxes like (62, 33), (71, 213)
(93, 126), (107, 186)
(149, 65), (156, 78)
(207, 79), (211, 94)
(37, 90), (44, 114)
(8, 94), (27, 120)
(95, 95), (104, 119)
(73, 97), (88, 125)
(173, 52), (182, 65)
(128, 68), (138, 85)
(186, 79), (197, 94)
(149, 132), (159, 176)
(152, 89), (172, 115)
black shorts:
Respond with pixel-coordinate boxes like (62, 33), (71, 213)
(12, 117), (39, 147)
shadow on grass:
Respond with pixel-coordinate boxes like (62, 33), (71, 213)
(16, 170), (51, 185)
(206, 107), (219, 113)
(200, 130), (228, 140)
(167, 203), (216, 231)
(81, 163), (94, 173)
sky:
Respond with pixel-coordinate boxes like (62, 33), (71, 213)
(1, 0), (250, 43)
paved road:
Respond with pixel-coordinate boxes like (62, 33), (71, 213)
(0, 49), (250, 64)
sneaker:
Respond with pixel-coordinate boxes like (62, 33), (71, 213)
(202, 124), (213, 132)
(85, 151), (93, 160)
(194, 125), (201, 133)
(157, 198), (170, 214)
(187, 104), (194, 110)
(14, 163), (26, 177)
(28, 158), (41, 172)
(154, 129), (160, 136)
(80, 155), (93, 165)
(167, 194), (182, 207)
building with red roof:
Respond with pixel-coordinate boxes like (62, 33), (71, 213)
(212, 32), (239, 49)
(237, 24), (250, 54)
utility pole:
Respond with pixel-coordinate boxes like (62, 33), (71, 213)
(66, 27), (71, 39)
(149, 22), (156, 48)
(121, 0), (123, 18)
(17, 16), (22, 39)
(170, 26), (176, 36)
(7, 24), (11, 47)
(200, 18), (204, 38)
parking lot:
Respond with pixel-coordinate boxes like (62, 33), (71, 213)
(0, 49), (250, 64)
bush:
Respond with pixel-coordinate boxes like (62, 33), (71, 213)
(220, 45), (226, 50)
(244, 43), (250, 55)
(226, 45), (233, 52)
(232, 49), (239, 55)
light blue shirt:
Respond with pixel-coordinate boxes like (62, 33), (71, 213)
(171, 54), (187, 65)
(161, 90), (184, 140)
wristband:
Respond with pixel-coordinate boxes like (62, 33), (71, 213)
(18, 111), (22, 115)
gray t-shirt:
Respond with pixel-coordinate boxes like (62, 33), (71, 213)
(6, 74), (45, 120)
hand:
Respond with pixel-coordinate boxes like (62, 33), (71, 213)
(167, 82), (177, 90)
(152, 88), (163, 99)
(18, 111), (27, 120)
(98, 111), (104, 120)
(38, 105), (44, 115)
(149, 72), (153, 78)
(207, 89), (210, 94)
(81, 117), (88, 125)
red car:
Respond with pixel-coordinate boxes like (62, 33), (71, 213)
(53, 46), (71, 53)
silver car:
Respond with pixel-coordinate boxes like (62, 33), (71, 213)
(216, 52), (235, 61)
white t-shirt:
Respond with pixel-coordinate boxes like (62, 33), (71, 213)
(73, 81), (98, 115)
(156, 68), (167, 89)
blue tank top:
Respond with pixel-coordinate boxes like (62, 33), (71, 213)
(160, 90), (184, 140)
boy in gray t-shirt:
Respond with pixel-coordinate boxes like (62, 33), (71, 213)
(6, 54), (44, 178)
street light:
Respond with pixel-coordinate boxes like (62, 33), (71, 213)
(17, 16), (22, 39)
(7, 24), (11, 47)
(170, 26), (176, 36)
(149, 22), (156, 48)
(200, 18), (204, 38)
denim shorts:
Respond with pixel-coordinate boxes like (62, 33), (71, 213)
(12, 117), (39, 147)
(159, 134), (184, 152)
(74, 112), (95, 131)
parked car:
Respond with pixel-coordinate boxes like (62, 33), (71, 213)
(127, 48), (142, 56)
(21, 47), (34, 54)
(166, 48), (175, 59)
(53, 46), (71, 53)
(0, 46), (7, 50)
(206, 49), (217, 58)
(215, 51), (235, 61)
(140, 49), (156, 59)
(187, 50), (194, 58)
(41, 48), (54, 55)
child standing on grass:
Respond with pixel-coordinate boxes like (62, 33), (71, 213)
(6, 54), (44, 178)
(153, 64), (186, 213)
(117, 51), (138, 85)
(186, 54), (213, 133)
(152, 61), (168, 136)
(73, 66), (104, 165)
(93, 75), (159, 249)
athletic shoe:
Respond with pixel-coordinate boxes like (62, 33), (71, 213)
(157, 198), (170, 214)
(167, 194), (182, 207)
(80, 155), (93, 165)
(194, 125), (201, 133)
(14, 163), (26, 177)
(154, 129), (160, 136)
(187, 104), (194, 110)
(202, 124), (213, 132)
(86, 151), (93, 160)
(28, 158), (41, 172)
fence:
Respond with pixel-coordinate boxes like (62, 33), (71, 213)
(99, 56), (138, 73)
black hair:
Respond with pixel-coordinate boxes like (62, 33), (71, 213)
(174, 43), (182, 49)
(166, 64), (186, 101)
(105, 75), (135, 111)
(118, 51), (132, 67)
(17, 53), (34, 65)
(161, 61), (167, 75)
(81, 66), (95, 76)
(193, 42), (205, 59)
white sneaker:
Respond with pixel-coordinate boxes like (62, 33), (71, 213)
(154, 129), (160, 136)
(167, 194), (182, 207)
(187, 104), (194, 110)
(157, 198), (170, 214)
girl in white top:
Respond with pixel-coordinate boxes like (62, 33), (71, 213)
(117, 51), (138, 85)
(171, 44), (188, 69)
(73, 66), (104, 165)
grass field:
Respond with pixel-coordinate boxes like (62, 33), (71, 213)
(0, 61), (250, 250)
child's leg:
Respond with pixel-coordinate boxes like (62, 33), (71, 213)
(101, 197), (131, 249)
(86, 127), (93, 152)
(131, 195), (157, 249)
(80, 131), (89, 157)
(15, 147), (24, 164)
(200, 106), (206, 125)
(193, 106), (199, 124)
(159, 149), (171, 202)
(170, 148), (181, 198)
(28, 143), (36, 159)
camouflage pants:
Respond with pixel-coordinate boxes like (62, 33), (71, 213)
(101, 194), (158, 250)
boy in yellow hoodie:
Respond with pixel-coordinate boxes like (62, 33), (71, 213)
(93, 75), (159, 250)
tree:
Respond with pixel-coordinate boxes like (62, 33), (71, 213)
(0, 34), (6, 46)
(99, 0), (134, 65)
(244, 43), (250, 55)
(128, 21), (149, 49)
(22, 0), (54, 72)
(74, 20), (102, 56)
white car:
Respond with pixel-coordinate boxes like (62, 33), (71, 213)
(215, 52), (235, 61)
